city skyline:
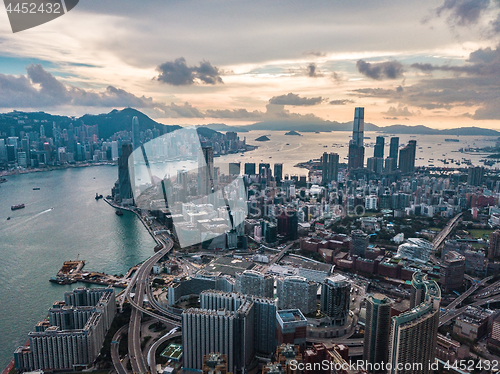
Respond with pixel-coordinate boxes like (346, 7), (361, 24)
(1, 1), (500, 130)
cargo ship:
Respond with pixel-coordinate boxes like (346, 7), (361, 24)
(445, 138), (459, 142)
(11, 204), (25, 210)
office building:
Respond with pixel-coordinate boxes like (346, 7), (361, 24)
(350, 230), (369, 258)
(322, 152), (339, 185)
(388, 272), (441, 374)
(467, 166), (484, 187)
(348, 107), (365, 170)
(453, 306), (494, 341)
(236, 270), (274, 298)
(389, 137), (399, 166)
(489, 230), (500, 259)
(14, 288), (116, 372)
(116, 143), (134, 203)
(374, 136), (385, 158)
(364, 294), (393, 373)
(199, 146), (215, 195)
(277, 208), (298, 241)
(277, 276), (318, 314)
(439, 251), (465, 293)
(320, 275), (350, 326)
(398, 140), (417, 174)
(276, 310), (308, 349)
(132, 116), (140, 150)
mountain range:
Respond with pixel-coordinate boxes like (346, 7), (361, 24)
(1, 108), (499, 139)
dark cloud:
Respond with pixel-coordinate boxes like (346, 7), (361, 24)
(269, 92), (323, 106)
(329, 99), (354, 105)
(356, 60), (405, 80)
(332, 72), (344, 84)
(155, 57), (223, 86)
(307, 63), (323, 77)
(436, 0), (490, 26)
(0, 64), (205, 119)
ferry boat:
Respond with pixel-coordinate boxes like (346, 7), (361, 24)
(33, 187), (40, 190)
(11, 204), (25, 210)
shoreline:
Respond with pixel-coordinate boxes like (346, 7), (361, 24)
(0, 162), (117, 178)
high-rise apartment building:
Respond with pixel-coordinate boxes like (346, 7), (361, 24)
(236, 270), (274, 298)
(14, 288), (116, 372)
(364, 294), (393, 373)
(320, 275), (350, 326)
(276, 276), (318, 314)
(468, 166), (485, 187)
(398, 140), (417, 174)
(374, 136), (385, 158)
(388, 272), (441, 374)
(322, 152), (339, 185)
(116, 143), (134, 203)
(274, 163), (283, 184)
(244, 162), (256, 175)
(389, 137), (399, 166)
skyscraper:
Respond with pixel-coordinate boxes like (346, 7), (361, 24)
(199, 146), (214, 195)
(364, 294), (393, 373)
(274, 163), (283, 184)
(320, 275), (350, 326)
(388, 272), (441, 374)
(398, 140), (417, 174)
(440, 251), (465, 292)
(389, 137), (399, 166)
(467, 166), (484, 187)
(117, 143), (134, 203)
(348, 107), (365, 170)
(374, 136), (385, 158)
(132, 116), (140, 150)
(322, 152), (339, 185)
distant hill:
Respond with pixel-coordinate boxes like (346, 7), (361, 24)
(204, 120), (500, 136)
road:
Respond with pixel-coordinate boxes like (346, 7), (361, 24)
(126, 232), (180, 374)
(432, 212), (463, 251)
(439, 293), (500, 326)
(443, 275), (494, 312)
(147, 328), (181, 374)
(111, 324), (129, 374)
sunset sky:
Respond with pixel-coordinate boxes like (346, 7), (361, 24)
(1, 0), (500, 130)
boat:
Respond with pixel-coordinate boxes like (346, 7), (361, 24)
(7, 217), (10, 220)
(115, 209), (124, 216)
(445, 138), (459, 142)
(33, 187), (40, 190)
(95, 193), (103, 200)
(11, 204), (25, 210)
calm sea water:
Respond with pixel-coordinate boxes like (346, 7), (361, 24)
(0, 165), (156, 368)
(0, 130), (497, 367)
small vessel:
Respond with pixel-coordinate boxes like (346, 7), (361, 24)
(95, 193), (103, 200)
(115, 209), (124, 216)
(11, 204), (25, 210)
(33, 187), (40, 190)
(445, 138), (459, 142)
(7, 217), (10, 220)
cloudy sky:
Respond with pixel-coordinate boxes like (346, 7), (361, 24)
(1, 0), (500, 129)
